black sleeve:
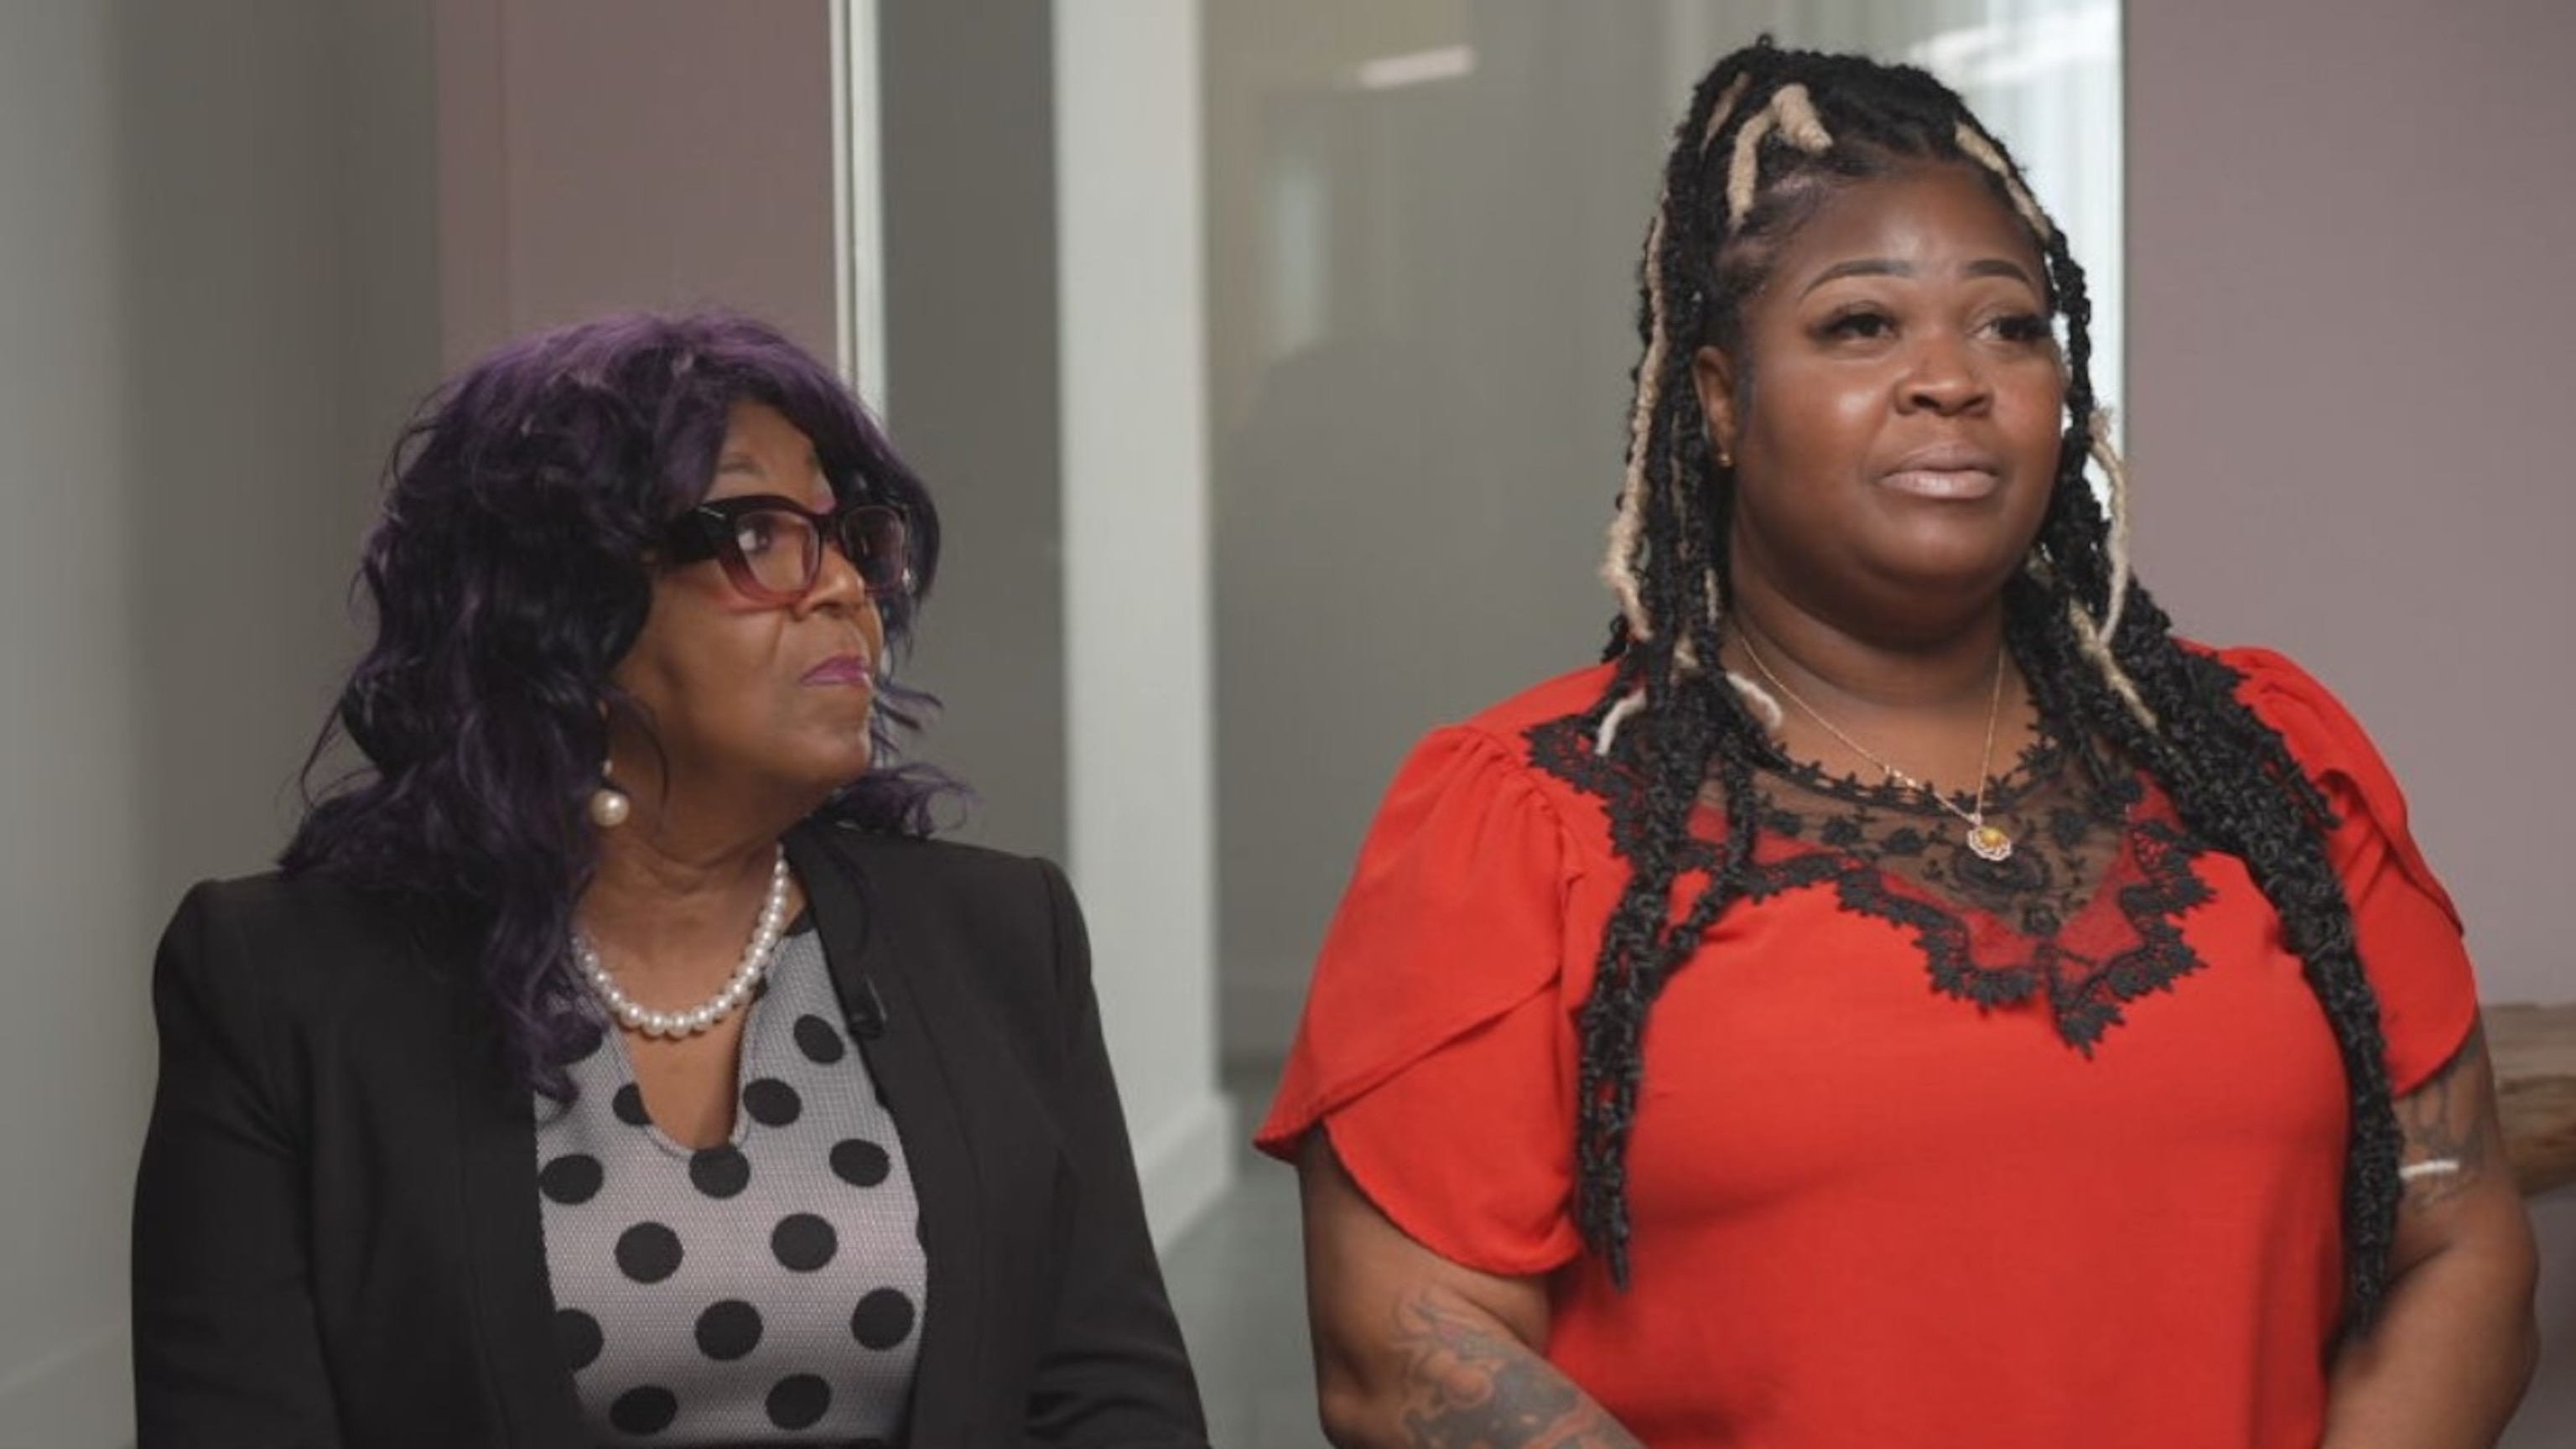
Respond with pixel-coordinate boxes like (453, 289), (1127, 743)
(1021, 859), (1212, 1448)
(131, 882), (345, 1447)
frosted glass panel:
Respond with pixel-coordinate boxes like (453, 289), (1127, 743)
(1208, 1), (2124, 1057)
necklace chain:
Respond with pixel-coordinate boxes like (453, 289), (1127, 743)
(574, 846), (792, 1038)
(1736, 634), (2018, 863)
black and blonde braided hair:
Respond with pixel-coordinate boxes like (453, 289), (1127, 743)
(1578, 39), (2400, 1333)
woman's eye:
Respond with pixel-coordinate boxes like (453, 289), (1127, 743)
(1990, 312), (2053, 344)
(734, 516), (781, 557)
(1822, 310), (1894, 340)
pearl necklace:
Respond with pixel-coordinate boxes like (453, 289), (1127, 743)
(574, 847), (792, 1037)
(1737, 634), (2018, 864)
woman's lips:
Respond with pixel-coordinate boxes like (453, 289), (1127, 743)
(1879, 443), (2002, 501)
(1878, 467), (2000, 501)
(802, 655), (874, 687)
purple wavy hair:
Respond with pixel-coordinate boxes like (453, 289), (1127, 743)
(282, 310), (959, 1098)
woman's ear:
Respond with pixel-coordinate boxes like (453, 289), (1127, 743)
(1692, 345), (1740, 467)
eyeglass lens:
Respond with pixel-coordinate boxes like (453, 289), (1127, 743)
(730, 506), (906, 597)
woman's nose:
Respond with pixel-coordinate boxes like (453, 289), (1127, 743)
(1898, 332), (1991, 415)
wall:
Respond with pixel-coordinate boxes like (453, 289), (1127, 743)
(876, 0), (1070, 862)
(1054, 0), (1234, 1245)
(0, 2), (442, 1441)
(1205, 3), (1696, 1060)
(0, 10), (147, 1435)
(434, 0), (839, 364)
(2125, 1), (2576, 1441)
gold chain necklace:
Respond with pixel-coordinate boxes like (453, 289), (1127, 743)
(1737, 633), (2017, 863)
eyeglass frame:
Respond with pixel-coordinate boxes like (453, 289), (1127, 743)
(657, 494), (917, 605)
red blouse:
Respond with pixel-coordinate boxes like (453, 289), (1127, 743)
(1256, 647), (2477, 1449)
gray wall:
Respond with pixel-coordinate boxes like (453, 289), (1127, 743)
(878, 0), (1069, 861)
(0, 1), (441, 1440)
(1207, 3), (1685, 1057)
(2127, 1), (2576, 1441)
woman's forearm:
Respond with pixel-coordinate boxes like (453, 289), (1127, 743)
(2320, 1227), (2538, 1446)
(2324, 1025), (2541, 1449)
(1321, 1283), (1643, 1449)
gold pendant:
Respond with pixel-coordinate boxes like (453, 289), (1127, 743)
(1966, 823), (2015, 863)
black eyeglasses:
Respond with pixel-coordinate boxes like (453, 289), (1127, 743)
(660, 496), (914, 604)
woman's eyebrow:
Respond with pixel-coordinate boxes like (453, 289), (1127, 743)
(1799, 255), (2038, 296)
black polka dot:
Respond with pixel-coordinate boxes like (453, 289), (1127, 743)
(688, 1144), (750, 1199)
(616, 1222), (683, 1284)
(609, 1384), (678, 1434)
(742, 1078), (803, 1127)
(851, 1286), (917, 1349)
(694, 1298), (763, 1361)
(553, 1307), (603, 1371)
(793, 1012), (846, 1064)
(537, 1153), (603, 1205)
(766, 1373), (833, 1430)
(771, 1213), (837, 1271)
(830, 1138), (891, 1188)
(611, 1083), (652, 1127)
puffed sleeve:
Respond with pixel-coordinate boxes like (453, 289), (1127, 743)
(1254, 726), (1589, 1276)
(2224, 647), (2480, 1093)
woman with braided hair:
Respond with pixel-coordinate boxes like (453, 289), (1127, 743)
(1255, 39), (2536, 1449)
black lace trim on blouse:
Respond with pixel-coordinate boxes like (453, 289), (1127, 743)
(1524, 709), (2219, 1051)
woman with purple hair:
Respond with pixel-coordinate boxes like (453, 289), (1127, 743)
(131, 312), (1207, 1446)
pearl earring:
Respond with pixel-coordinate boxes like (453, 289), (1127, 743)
(587, 763), (631, 829)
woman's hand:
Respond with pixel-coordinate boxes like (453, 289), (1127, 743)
(1297, 1130), (1644, 1449)
(2322, 1026), (2540, 1447)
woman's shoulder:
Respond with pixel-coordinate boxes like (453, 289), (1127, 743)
(799, 821), (1062, 897)
(1388, 662), (1623, 793)
(2179, 640), (2381, 765)
(154, 869), (468, 1039)
(175, 866), (366, 921)
(1401, 661), (1639, 830)
(794, 823), (1077, 969)
(165, 868), (439, 957)
(1453, 660), (1624, 740)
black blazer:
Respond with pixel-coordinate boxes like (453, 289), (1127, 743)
(132, 823), (1208, 1447)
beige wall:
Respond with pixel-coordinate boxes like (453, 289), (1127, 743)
(434, 0), (840, 363)
(2127, 2), (2576, 1441)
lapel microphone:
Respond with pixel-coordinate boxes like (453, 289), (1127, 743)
(844, 974), (889, 1040)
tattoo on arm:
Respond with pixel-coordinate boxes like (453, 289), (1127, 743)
(1390, 1287), (1644, 1449)
(2395, 1026), (2493, 1213)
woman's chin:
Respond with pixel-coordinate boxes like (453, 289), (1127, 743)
(1860, 533), (2034, 602)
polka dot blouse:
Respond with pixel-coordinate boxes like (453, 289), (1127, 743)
(535, 924), (927, 1445)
